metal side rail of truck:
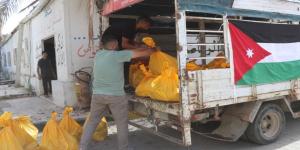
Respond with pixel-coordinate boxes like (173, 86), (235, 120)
(100, 0), (300, 148)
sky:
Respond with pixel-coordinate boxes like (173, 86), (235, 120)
(1, 0), (37, 34)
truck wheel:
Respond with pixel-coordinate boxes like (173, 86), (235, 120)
(245, 103), (285, 144)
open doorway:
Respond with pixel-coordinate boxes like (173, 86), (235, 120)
(43, 37), (57, 80)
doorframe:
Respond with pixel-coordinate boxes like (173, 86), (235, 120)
(41, 35), (55, 52)
(38, 35), (57, 96)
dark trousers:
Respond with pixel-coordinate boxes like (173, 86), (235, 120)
(124, 62), (130, 85)
(42, 78), (52, 95)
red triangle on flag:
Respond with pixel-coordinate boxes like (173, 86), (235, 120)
(229, 22), (271, 84)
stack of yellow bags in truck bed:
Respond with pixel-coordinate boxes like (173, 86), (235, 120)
(187, 53), (230, 71)
(129, 63), (146, 88)
(130, 37), (230, 102)
(131, 37), (179, 102)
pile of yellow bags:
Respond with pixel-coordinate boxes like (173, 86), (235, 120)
(205, 56), (230, 69)
(187, 60), (204, 71)
(131, 37), (230, 101)
(148, 51), (177, 75)
(135, 52), (179, 102)
(41, 107), (108, 149)
(132, 37), (179, 102)
(135, 65), (157, 97)
(187, 53), (230, 71)
(129, 63), (146, 88)
(0, 112), (39, 150)
(40, 112), (78, 150)
(0, 106), (108, 150)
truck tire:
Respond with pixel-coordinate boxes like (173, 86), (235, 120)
(245, 103), (285, 145)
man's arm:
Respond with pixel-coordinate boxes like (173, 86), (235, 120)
(37, 64), (41, 80)
(112, 48), (154, 63)
(131, 48), (155, 58)
(122, 37), (139, 49)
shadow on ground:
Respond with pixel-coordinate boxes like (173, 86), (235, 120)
(90, 114), (300, 150)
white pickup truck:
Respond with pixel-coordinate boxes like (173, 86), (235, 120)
(100, 0), (300, 147)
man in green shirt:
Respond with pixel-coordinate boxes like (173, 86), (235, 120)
(80, 34), (154, 150)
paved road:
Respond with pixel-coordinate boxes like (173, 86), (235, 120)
(91, 114), (300, 150)
(0, 97), (88, 124)
(2, 97), (299, 150)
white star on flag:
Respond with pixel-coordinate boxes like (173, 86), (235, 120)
(246, 48), (254, 58)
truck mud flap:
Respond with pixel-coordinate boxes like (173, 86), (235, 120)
(212, 114), (249, 141)
(192, 101), (264, 141)
(192, 114), (249, 142)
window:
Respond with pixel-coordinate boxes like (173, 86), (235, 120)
(3, 53), (7, 67)
(13, 48), (17, 65)
(7, 52), (11, 66)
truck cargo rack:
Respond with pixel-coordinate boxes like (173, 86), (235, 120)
(127, 10), (229, 147)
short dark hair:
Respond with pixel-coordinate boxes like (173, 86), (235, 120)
(101, 34), (117, 45)
(42, 51), (47, 54)
(137, 16), (153, 25)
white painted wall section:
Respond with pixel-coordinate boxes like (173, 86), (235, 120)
(233, 0), (300, 15)
(65, 0), (100, 73)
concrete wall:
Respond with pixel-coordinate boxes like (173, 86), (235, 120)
(0, 0), (101, 106)
(28, 0), (68, 96)
(20, 21), (34, 89)
(0, 31), (18, 80)
(65, 0), (100, 73)
(51, 0), (100, 106)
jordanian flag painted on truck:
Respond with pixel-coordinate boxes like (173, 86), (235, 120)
(229, 20), (300, 85)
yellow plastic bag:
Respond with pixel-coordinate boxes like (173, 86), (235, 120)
(0, 127), (23, 150)
(83, 113), (108, 141)
(40, 112), (78, 150)
(149, 67), (179, 102)
(206, 58), (226, 68)
(129, 63), (145, 88)
(0, 112), (23, 150)
(187, 60), (203, 71)
(135, 65), (156, 97)
(14, 116), (39, 140)
(132, 69), (145, 88)
(149, 51), (177, 75)
(0, 112), (38, 150)
(11, 118), (39, 150)
(0, 112), (13, 127)
(142, 37), (156, 48)
(142, 37), (177, 75)
(59, 107), (83, 141)
(205, 52), (230, 69)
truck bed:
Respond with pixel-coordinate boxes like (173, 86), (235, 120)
(128, 68), (300, 116)
(129, 95), (180, 116)
(188, 68), (300, 109)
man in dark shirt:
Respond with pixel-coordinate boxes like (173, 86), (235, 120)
(37, 51), (55, 97)
(103, 16), (152, 50)
(102, 16), (153, 87)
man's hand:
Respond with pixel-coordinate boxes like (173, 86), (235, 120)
(149, 47), (157, 52)
(139, 44), (148, 49)
(132, 47), (155, 58)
